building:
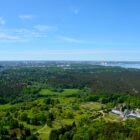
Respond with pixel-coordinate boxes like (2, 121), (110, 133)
(111, 108), (140, 119)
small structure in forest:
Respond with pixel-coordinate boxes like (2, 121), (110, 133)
(111, 107), (140, 119)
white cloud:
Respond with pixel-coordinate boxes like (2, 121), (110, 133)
(0, 27), (48, 42)
(34, 25), (57, 31)
(0, 17), (5, 25)
(58, 35), (87, 44)
(19, 15), (34, 20)
(0, 24), (55, 42)
(71, 7), (80, 15)
(57, 35), (106, 45)
(73, 9), (80, 15)
(0, 33), (19, 41)
(58, 35), (140, 46)
(12, 49), (140, 56)
(0, 23), (57, 42)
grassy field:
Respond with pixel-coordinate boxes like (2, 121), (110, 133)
(81, 102), (105, 111)
(38, 125), (52, 140)
(0, 104), (13, 110)
(104, 112), (123, 122)
(40, 88), (80, 96)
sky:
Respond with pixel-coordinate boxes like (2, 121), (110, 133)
(0, 0), (140, 61)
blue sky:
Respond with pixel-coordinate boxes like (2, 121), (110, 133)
(0, 0), (140, 61)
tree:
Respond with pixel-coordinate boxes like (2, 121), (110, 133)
(20, 112), (28, 121)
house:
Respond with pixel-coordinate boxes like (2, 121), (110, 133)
(124, 109), (131, 117)
(111, 108), (140, 119)
(111, 109), (123, 116)
(127, 112), (140, 119)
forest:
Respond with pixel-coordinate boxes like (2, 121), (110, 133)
(0, 63), (140, 140)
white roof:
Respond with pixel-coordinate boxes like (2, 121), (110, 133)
(111, 109), (123, 115)
(128, 113), (140, 118)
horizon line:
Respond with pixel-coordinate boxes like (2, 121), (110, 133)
(0, 60), (140, 62)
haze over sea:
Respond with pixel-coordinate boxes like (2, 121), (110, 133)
(103, 62), (140, 69)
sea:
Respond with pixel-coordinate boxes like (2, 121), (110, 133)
(102, 63), (140, 69)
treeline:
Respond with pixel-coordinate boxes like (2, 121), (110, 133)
(0, 65), (140, 104)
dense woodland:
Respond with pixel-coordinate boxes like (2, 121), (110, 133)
(0, 64), (140, 140)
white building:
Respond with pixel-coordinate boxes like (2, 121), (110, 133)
(111, 108), (140, 119)
(111, 109), (123, 116)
